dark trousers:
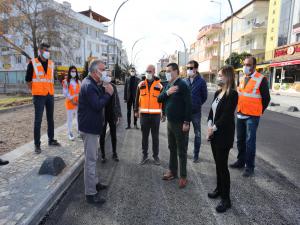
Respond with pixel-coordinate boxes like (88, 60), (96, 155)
(211, 141), (231, 200)
(127, 97), (137, 127)
(236, 117), (260, 170)
(185, 111), (202, 159)
(33, 94), (54, 146)
(168, 121), (188, 178)
(140, 114), (160, 158)
(100, 117), (117, 158)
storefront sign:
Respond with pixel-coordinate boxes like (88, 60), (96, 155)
(274, 43), (300, 58)
(293, 23), (300, 34)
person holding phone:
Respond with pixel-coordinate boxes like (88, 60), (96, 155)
(207, 65), (238, 213)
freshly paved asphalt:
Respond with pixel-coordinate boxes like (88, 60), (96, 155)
(41, 87), (300, 225)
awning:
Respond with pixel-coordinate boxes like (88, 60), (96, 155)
(270, 59), (300, 67)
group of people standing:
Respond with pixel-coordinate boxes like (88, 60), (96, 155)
(23, 43), (270, 213)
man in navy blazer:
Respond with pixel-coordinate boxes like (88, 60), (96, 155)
(184, 60), (208, 162)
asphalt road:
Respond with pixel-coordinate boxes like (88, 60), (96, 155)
(41, 86), (300, 225)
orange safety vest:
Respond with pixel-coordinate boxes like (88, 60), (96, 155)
(237, 72), (264, 116)
(64, 79), (81, 110)
(138, 79), (163, 114)
(31, 58), (55, 96)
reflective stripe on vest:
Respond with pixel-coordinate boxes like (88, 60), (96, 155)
(140, 108), (162, 113)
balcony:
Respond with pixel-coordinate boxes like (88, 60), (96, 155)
(241, 23), (267, 37)
(205, 40), (220, 49)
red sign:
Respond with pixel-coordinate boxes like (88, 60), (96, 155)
(270, 59), (300, 67)
(274, 43), (300, 58)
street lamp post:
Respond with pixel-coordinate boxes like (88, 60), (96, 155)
(113, 0), (129, 78)
(172, 33), (187, 73)
(131, 37), (145, 66)
(210, 0), (222, 71)
(133, 50), (142, 66)
(227, 0), (234, 65)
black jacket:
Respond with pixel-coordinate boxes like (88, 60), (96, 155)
(102, 83), (122, 122)
(208, 89), (238, 149)
(124, 76), (141, 101)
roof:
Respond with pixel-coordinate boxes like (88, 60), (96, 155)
(79, 9), (110, 23)
(222, 0), (269, 23)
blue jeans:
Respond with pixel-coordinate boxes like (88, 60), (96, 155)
(33, 94), (54, 146)
(236, 116), (260, 170)
(186, 112), (201, 159)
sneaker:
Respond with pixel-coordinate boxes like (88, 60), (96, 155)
(48, 139), (61, 146)
(193, 158), (200, 163)
(229, 161), (245, 169)
(86, 193), (106, 205)
(125, 126), (131, 130)
(134, 124), (139, 129)
(208, 188), (220, 199)
(112, 154), (119, 162)
(35, 145), (42, 154)
(179, 178), (188, 188)
(140, 156), (149, 165)
(242, 168), (254, 177)
(153, 157), (160, 165)
(216, 199), (231, 213)
(68, 133), (75, 141)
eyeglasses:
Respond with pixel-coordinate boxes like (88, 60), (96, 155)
(187, 67), (194, 70)
(146, 71), (152, 73)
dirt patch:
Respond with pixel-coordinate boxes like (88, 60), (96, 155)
(0, 98), (67, 155)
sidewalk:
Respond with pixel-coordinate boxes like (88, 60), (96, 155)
(0, 124), (85, 225)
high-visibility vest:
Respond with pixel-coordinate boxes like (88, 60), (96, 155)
(64, 79), (81, 110)
(31, 58), (55, 96)
(237, 72), (264, 116)
(138, 79), (163, 114)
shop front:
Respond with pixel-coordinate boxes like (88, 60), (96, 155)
(270, 42), (300, 94)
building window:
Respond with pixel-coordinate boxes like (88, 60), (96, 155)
(15, 55), (22, 64)
(271, 27), (274, 32)
(278, 0), (293, 46)
(96, 44), (100, 53)
(76, 57), (82, 65)
(87, 41), (92, 51)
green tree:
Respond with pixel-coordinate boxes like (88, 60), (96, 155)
(225, 52), (252, 69)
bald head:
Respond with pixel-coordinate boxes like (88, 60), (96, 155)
(146, 65), (155, 75)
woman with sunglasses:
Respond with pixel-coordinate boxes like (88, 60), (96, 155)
(207, 65), (238, 213)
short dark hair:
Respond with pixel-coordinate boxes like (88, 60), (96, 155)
(245, 56), (257, 67)
(188, 60), (199, 69)
(39, 43), (50, 49)
(130, 67), (136, 71)
(167, 63), (179, 74)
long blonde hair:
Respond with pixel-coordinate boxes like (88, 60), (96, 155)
(219, 65), (236, 96)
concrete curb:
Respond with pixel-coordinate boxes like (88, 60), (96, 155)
(0, 96), (64, 114)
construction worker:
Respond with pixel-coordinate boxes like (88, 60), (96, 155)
(230, 56), (270, 177)
(63, 66), (81, 141)
(134, 65), (163, 165)
(25, 43), (60, 154)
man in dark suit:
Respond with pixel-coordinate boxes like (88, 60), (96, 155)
(124, 67), (140, 129)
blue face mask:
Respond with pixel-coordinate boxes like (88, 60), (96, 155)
(243, 66), (252, 75)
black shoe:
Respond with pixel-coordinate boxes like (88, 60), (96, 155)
(125, 126), (131, 130)
(140, 156), (149, 165)
(242, 168), (254, 177)
(96, 183), (108, 192)
(112, 154), (119, 162)
(0, 158), (9, 166)
(35, 145), (42, 154)
(216, 199), (231, 213)
(208, 189), (220, 199)
(48, 139), (61, 146)
(86, 193), (106, 205)
(229, 161), (245, 169)
(193, 157), (200, 163)
(153, 157), (161, 165)
(101, 157), (107, 163)
(134, 125), (139, 129)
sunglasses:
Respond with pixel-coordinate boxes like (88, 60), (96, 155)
(187, 67), (194, 70)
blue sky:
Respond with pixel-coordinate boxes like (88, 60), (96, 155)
(58, 0), (250, 72)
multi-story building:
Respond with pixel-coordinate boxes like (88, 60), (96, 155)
(189, 23), (221, 82)
(221, 0), (269, 64)
(266, 0), (300, 94)
(0, 1), (128, 93)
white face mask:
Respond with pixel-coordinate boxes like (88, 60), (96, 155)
(187, 69), (194, 77)
(100, 71), (109, 82)
(243, 66), (252, 75)
(216, 77), (225, 87)
(146, 72), (153, 80)
(165, 72), (172, 82)
(70, 72), (76, 78)
(42, 51), (50, 59)
(102, 75), (112, 83)
(130, 72), (135, 76)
